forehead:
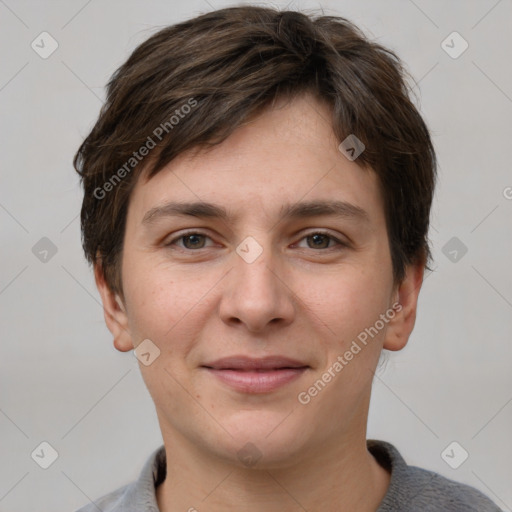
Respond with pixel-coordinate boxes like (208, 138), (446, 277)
(127, 94), (384, 229)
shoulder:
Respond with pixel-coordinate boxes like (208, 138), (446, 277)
(73, 483), (131, 512)
(402, 464), (502, 511)
(73, 444), (166, 512)
(368, 439), (502, 512)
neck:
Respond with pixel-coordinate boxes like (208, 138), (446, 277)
(156, 427), (390, 512)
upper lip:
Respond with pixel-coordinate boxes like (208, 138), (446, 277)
(201, 355), (309, 370)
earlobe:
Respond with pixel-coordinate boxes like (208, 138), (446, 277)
(383, 263), (425, 352)
(94, 262), (134, 352)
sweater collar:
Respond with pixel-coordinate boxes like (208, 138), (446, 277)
(124, 439), (409, 511)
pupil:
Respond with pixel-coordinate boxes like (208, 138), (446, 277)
(310, 234), (328, 248)
(182, 234), (329, 250)
(185, 235), (203, 248)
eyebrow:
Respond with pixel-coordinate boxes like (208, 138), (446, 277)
(141, 199), (370, 226)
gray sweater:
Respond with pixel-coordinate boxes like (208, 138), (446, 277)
(74, 439), (502, 511)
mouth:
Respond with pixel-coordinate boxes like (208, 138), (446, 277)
(201, 355), (309, 371)
(200, 356), (309, 393)
(202, 366), (309, 371)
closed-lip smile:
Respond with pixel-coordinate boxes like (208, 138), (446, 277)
(201, 355), (309, 371)
(201, 355), (310, 393)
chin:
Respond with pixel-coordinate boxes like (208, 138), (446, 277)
(212, 416), (310, 468)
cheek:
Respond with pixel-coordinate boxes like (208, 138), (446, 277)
(297, 266), (388, 342)
(122, 255), (174, 336)
(122, 257), (213, 352)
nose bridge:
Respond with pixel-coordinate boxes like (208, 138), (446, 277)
(236, 237), (277, 291)
(218, 234), (294, 331)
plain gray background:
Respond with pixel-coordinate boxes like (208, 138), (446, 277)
(1, 0), (511, 510)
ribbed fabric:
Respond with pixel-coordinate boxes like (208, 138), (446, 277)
(74, 440), (502, 511)
(367, 440), (502, 511)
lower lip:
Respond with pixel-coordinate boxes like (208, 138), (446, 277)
(203, 367), (308, 393)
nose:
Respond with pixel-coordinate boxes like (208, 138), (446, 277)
(218, 241), (295, 334)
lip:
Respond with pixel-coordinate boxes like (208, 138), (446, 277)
(201, 355), (309, 371)
(203, 367), (308, 393)
(201, 355), (310, 394)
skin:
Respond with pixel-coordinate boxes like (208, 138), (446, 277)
(95, 93), (424, 512)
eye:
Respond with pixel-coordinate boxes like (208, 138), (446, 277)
(295, 231), (347, 250)
(165, 231), (214, 250)
(164, 230), (347, 252)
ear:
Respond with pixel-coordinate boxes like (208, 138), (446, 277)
(383, 262), (425, 351)
(94, 261), (134, 352)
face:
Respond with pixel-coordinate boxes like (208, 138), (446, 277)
(97, 93), (423, 469)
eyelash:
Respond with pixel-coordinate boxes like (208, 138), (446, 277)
(164, 230), (348, 252)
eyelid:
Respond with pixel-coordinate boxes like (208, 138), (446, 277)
(164, 229), (348, 250)
(292, 229), (348, 249)
(164, 229), (216, 248)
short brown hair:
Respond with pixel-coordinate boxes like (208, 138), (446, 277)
(73, 5), (437, 298)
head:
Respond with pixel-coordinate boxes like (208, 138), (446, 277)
(74, 6), (436, 467)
